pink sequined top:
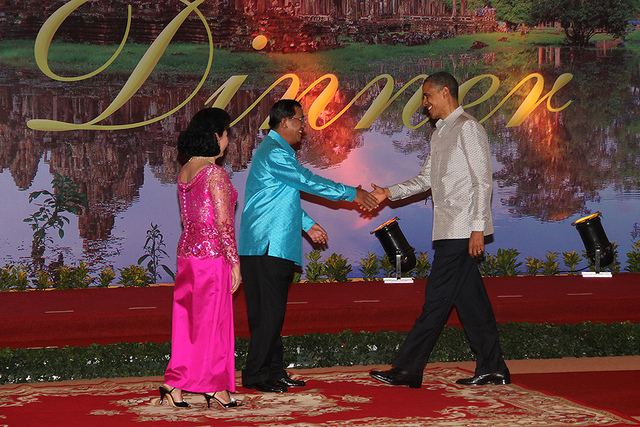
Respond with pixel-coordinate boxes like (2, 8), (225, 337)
(176, 164), (239, 266)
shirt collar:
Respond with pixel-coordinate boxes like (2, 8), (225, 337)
(268, 129), (295, 154)
(435, 105), (464, 130)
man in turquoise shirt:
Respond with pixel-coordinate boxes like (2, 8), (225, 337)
(239, 99), (378, 393)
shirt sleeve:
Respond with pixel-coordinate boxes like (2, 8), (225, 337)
(302, 210), (315, 232)
(268, 146), (357, 202)
(208, 168), (240, 266)
(460, 120), (492, 232)
(388, 154), (432, 201)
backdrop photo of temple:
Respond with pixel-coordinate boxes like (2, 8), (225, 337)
(0, 0), (496, 52)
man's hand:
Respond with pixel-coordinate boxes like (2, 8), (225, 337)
(469, 231), (485, 258)
(354, 185), (379, 211)
(307, 222), (328, 244)
(231, 264), (242, 294)
(371, 183), (391, 204)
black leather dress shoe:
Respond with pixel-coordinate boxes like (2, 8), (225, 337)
(277, 376), (306, 387)
(455, 368), (511, 386)
(243, 379), (287, 393)
(369, 367), (422, 388)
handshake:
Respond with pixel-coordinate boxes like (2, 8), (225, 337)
(353, 183), (392, 211)
(309, 183), (392, 245)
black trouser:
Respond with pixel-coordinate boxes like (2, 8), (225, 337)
(240, 254), (295, 385)
(393, 238), (506, 376)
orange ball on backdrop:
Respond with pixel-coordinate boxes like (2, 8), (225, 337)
(252, 35), (268, 51)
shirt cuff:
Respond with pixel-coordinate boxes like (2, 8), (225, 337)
(388, 185), (401, 201)
(471, 220), (485, 232)
(302, 215), (315, 232)
(345, 186), (357, 202)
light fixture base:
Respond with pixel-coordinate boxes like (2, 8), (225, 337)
(383, 277), (415, 284)
(581, 271), (613, 278)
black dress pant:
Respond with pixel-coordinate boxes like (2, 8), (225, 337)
(240, 254), (295, 385)
(393, 238), (507, 376)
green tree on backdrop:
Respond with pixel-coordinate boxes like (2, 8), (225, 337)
(530, 0), (638, 46)
(468, 0), (532, 28)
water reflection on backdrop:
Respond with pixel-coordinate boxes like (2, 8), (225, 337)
(0, 46), (639, 279)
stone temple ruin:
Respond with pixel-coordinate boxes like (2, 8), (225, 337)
(0, 0), (496, 52)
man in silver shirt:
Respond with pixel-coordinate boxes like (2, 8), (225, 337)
(369, 72), (509, 388)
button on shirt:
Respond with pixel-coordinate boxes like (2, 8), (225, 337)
(239, 130), (357, 265)
(388, 106), (494, 241)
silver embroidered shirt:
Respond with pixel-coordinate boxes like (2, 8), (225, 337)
(388, 106), (494, 241)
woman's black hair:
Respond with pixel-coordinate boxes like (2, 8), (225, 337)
(177, 107), (231, 158)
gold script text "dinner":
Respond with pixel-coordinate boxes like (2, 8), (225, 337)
(27, 0), (572, 132)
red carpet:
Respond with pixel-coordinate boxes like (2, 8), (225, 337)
(0, 366), (637, 426)
(1, 274), (639, 349)
(515, 370), (640, 420)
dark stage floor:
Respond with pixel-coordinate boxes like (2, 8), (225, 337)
(1, 273), (638, 349)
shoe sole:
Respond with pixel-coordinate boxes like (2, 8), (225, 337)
(456, 379), (511, 386)
(370, 373), (421, 388)
(242, 384), (287, 393)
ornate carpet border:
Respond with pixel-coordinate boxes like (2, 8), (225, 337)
(0, 367), (637, 426)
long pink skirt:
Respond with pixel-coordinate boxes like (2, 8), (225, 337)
(164, 256), (236, 393)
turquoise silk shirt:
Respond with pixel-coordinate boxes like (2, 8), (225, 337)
(239, 130), (357, 265)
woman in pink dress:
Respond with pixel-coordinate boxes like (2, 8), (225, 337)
(160, 108), (242, 409)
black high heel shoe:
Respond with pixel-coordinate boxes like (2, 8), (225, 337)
(159, 386), (190, 408)
(203, 391), (241, 409)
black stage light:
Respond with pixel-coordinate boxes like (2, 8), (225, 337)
(571, 211), (613, 277)
(372, 217), (416, 283)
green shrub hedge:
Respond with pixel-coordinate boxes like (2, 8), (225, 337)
(3, 240), (640, 291)
(1, 321), (638, 384)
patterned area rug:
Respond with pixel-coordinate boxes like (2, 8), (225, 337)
(0, 367), (637, 426)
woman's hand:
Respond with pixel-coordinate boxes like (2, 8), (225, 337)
(231, 264), (241, 294)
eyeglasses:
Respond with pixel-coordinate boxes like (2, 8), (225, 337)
(289, 116), (306, 124)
